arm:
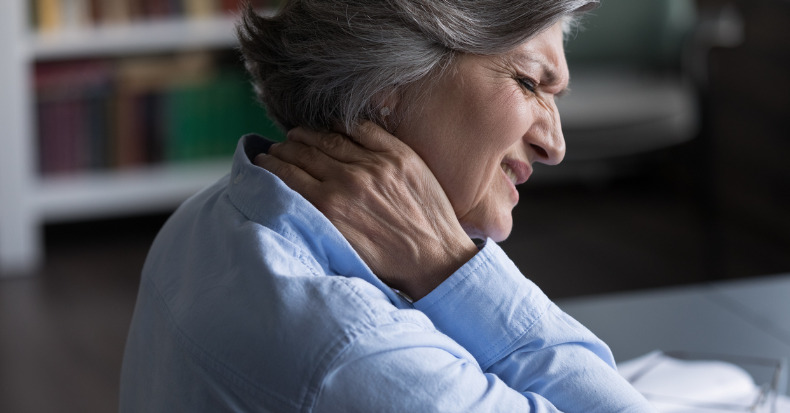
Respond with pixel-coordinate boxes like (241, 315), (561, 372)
(255, 123), (653, 411)
(414, 240), (652, 412)
(310, 243), (652, 413)
(312, 314), (561, 413)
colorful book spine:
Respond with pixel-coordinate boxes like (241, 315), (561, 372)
(96, 0), (131, 25)
(33, 0), (282, 30)
(34, 52), (284, 175)
(35, 0), (62, 32)
(34, 60), (114, 174)
(183, 0), (216, 19)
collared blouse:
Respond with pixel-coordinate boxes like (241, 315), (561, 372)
(120, 134), (653, 412)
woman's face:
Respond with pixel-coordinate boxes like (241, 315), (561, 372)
(393, 22), (569, 241)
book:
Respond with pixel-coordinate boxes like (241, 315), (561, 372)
(35, 0), (62, 32)
(113, 52), (215, 164)
(34, 60), (113, 174)
(95, 0), (130, 25)
(33, 50), (283, 174)
(183, 0), (217, 19)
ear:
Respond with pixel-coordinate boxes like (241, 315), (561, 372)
(370, 88), (402, 133)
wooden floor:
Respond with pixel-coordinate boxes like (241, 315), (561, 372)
(0, 216), (160, 413)
(1, 145), (788, 413)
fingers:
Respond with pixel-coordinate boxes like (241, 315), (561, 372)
(286, 121), (406, 161)
(345, 121), (407, 153)
(286, 128), (366, 164)
(286, 121), (409, 162)
(258, 121), (413, 193)
(253, 152), (320, 195)
(269, 140), (349, 181)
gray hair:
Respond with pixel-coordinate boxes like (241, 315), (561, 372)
(237, 0), (598, 133)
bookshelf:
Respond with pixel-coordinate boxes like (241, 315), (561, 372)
(32, 15), (240, 60)
(0, 1), (273, 275)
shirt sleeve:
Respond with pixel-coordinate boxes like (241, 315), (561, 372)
(411, 240), (654, 413)
(312, 315), (562, 413)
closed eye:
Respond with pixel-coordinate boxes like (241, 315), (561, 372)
(516, 77), (537, 94)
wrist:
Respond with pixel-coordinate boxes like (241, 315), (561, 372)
(405, 235), (479, 301)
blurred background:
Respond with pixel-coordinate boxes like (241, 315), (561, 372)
(0, 0), (788, 411)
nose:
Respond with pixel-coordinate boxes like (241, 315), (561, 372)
(526, 101), (566, 165)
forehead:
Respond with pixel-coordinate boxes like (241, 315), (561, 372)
(503, 23), (568, 80)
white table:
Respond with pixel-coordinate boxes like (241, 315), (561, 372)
(557, 274), (790, 395)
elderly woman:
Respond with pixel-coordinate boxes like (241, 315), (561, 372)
(121, 1), (653, 411)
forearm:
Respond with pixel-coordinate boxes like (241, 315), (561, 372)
(313, 317), (565, 413)
(414, 241), (654, 412)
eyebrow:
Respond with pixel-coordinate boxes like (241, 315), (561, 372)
(508, 51), (570, 97)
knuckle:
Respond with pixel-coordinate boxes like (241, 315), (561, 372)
(267, 142), (282, 156)
(360, 120), (381, 137)
(303, 144), (323, 163)
(253, 153), (269, 167)
(370, 163), (393, 182)
(390, 155), (409, 172)
(338, 163), (358, 179)
(344, 169), (369, 189)
(320, 133), (345, 151)
(285, 127), (308, 142)
(380, 151), (410, 174)
(337, 167), (374, 196)
(272, 162), (296, 182)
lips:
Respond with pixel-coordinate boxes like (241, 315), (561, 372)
(500, 159), (532, 185)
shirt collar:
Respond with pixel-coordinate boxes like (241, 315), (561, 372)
(227, 134), (414, 309)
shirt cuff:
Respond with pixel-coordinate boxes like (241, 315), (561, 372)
(414, 240), (552, 370)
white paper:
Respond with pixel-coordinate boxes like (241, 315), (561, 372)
(617, 351), (765, 412)
(776, 394), (790, 411)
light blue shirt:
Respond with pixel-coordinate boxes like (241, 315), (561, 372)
(120, 134), (653, 412)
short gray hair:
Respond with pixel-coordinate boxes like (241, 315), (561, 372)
(237, 0), (598, 133)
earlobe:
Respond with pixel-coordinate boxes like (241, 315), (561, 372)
(371, 88), (403, 134)
(378, 105), (397, 134)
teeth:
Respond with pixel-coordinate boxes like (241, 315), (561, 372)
(501, 163), (518, 184)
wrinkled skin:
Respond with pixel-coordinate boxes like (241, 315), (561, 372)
(255, 22), (568, 300)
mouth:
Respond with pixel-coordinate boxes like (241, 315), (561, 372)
(500, 159), (532, 186)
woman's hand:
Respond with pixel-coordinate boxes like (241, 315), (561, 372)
(254, 121), (478, 300)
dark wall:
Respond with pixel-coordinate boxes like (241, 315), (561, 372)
(700, 0), (790, 279)
(501, 0), (790, 299)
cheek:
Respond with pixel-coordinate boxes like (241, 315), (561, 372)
(464, 87), (530, 149)
(455, 91), (529, 170)
(397, 77), (531, 219)
(455, 90), (527, 173)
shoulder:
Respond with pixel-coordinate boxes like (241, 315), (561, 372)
(127, 138), (443, 410)
(135, 198), (435, 411)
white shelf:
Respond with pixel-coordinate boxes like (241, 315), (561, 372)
(34, 159), (231, 222)
(30, 16), (240, 60)
(0, 0), (251, 274)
